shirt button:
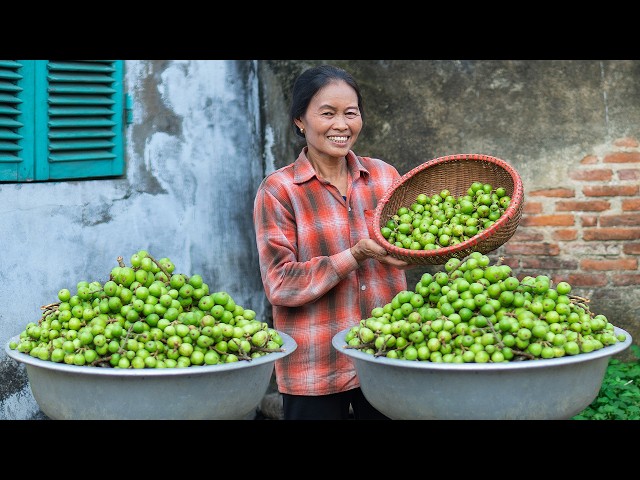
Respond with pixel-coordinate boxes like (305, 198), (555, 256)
(361, 285), (366, 291)
(348, 206), (351, 211)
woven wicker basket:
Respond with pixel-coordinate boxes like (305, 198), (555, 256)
(372, 153), (524, 265)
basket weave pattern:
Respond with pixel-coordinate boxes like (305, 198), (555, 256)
(373, 154), (524, 265)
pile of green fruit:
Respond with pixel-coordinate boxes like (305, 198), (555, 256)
(345, 251), (626, 363)
(380, 181), (512, 250)
(9, 250), (284, 369)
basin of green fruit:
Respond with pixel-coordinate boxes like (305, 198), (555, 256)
(331, 251), (633, 420)
(6, 330), (295, 420)
(4, 250), (297, 420)
(333, 325), (631, 420)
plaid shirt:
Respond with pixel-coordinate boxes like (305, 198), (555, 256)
(253, 148), (407, 395)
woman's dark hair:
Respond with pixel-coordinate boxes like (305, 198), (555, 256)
(289, 64), (364, 138)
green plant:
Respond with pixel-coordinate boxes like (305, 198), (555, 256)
(573, 344), (640, 420)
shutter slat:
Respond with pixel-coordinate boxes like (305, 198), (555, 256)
(48, 73), (116, 84)
(0, 118), (23, 128)
(0, 93), (22, 102)
(0, 106), (20, 115)
(49, 85), (115, 95)
(50, 152), (116, 162)
(0, 70), (22, 81)
(48, 61), (115, 73)
(49, 129), (115, 139)
(49, 95), (114, 105)
(0, 83), (22, 94)
(0, 141), (22, 151)
(50, 140), (114, 151)
(49, 107), (114, 116)
(0, 154), (22, 162)
(49, 119), (116, 128)
(0, 130), (22, 140)
(0, 60), (22, 69)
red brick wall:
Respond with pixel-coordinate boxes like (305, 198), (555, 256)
(496, 137), (640, 290)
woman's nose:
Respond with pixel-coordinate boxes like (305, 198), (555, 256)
(332, 114), (349, 128)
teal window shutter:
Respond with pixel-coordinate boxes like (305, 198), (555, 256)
(0, 60), (124, 182)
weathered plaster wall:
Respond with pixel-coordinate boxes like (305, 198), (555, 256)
(262, 60), (640, 180)
(0, 60), (266, 419)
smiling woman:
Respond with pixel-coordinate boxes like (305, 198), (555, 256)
(253, 64), (413, 420)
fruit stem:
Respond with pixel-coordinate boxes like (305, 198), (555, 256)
(344, 342), (374, 351)
(91, 356), (112, 367)
(146, 253), (171, 281)
(485, 317), (503, 348)
(511, 349), (535, 360)
(253, 346), (285, 353)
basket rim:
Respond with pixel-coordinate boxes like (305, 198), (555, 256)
(372, 153), (525, 260)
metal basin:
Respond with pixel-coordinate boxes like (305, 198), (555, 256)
(332, 326), (632, 420)
(6, 332), (296, 420)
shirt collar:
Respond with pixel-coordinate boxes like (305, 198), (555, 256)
(293, 147), (370, 185)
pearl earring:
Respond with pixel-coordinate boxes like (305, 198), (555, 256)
(300, 127), (305, 134)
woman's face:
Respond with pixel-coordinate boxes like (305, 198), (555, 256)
(296, 80), (362, 162)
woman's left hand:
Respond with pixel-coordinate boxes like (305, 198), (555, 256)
(350, 239), (414, 269)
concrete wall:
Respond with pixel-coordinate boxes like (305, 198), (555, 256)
(2, 59), (638, 420)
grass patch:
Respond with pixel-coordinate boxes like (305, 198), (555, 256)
(572, 344), (640, 420)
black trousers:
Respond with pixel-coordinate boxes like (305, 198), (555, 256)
(282, 388), (390, 420)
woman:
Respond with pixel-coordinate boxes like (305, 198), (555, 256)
(253, 64), (411, 420)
